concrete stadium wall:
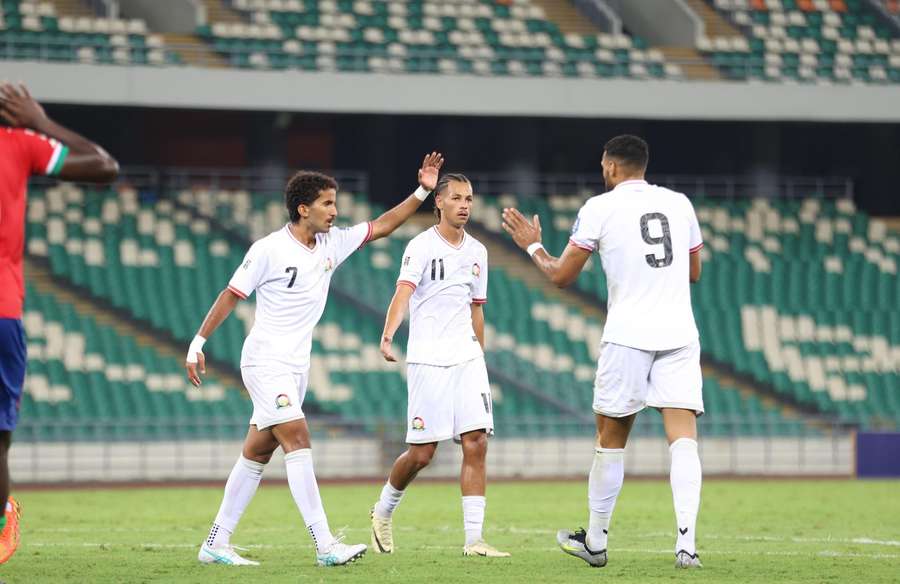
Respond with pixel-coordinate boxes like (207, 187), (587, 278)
(3, 61), (900, 122)
(11, 436), (853, 483)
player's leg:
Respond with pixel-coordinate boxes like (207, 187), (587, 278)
(0, 318), (26, 565)
(371, 442), (437, 553)
(453, 358), (506, 557)
(559, 342), (651, 567)
(273, 416), (367, 566)
(372, 362), (451, 553)
(648, 341), (704, 568)
(200, 425), (277, 562)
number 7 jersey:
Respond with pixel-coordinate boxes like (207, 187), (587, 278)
(227, 221), (373, 371)
(569, 179), (703, 351)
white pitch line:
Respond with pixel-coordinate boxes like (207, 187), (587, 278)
(21, 542), (900, 560)
(27, 526), (900, 548)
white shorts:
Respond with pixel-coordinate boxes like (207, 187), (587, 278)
(592, 341), (703, 418)
(241, 366), (308, 431)
(406, 357), (494, 444)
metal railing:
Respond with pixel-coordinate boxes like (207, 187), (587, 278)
(466, 172), (854, 200)
(3, 36), (889, 85)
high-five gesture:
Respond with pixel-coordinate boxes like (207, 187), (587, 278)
(417, 151), (444, 191)
(502, 208), (543, 251)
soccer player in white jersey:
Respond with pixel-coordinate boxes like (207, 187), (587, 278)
(184, 153), (444, 567)
(370, 174), (510, 558)
(502, 135), (705, 569)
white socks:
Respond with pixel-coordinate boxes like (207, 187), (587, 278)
(462, 496), (486, 545)
(284, 449), (335, 554)
(587, 447), (624, 552)
(669, 438), (702, 555)
(374, 482), (405, 519)
(206, 456), (265, 548)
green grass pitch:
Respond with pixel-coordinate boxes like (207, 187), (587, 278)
(3, 480), (899, 583)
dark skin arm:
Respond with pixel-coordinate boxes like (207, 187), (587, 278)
(0, 82), (119, 183)
(690, 249), (702, 283)
(185, 289), (242, 386)
(502, 208), (592, 288)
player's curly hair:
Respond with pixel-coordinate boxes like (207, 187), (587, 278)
(433, 173), (470, 220)
(604, 134), (649, 171)
(284, 171), (338, 223)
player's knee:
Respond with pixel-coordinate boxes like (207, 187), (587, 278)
(243, 451), (273, 464)
(461, 431), (488, 458)
(408, 446), (436, 470)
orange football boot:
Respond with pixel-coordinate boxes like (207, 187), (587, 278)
(0, 497), (21, 564)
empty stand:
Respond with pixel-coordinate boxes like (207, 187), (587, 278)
(701, 0), (900, 82)
(0, 0), (177, 64)
(476, 190), (899, 428)
(194, 0), (680, 78)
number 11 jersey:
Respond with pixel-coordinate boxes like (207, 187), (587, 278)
(569, 179), (703, 352)
(228, 221), (373, 372)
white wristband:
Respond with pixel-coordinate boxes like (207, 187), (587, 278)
(526, 242), (545, 257)
(186, 335), (206, 363)
(413, 186), (431, 201)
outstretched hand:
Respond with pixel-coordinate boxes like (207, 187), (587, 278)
(417, 151), (445, 191)
(502, 207), (543, 251)
(0, 82), (48, 129)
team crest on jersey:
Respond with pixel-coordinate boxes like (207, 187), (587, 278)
(324, 257), (334, 272)
(472, 263), (481, 278)
(275, 394), (291, 409)
(411, 417), (425, 431)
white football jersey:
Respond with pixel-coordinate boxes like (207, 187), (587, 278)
(570, 179), (703, 351)
(398, 227), (488, 367)
(228, 221), (373, 371)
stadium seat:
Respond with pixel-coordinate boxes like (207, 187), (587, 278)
(196, 0), (679, 79)
(474, 191), (898, 428)
(702, 0), (900, 83)
(0, 0), (175, 65)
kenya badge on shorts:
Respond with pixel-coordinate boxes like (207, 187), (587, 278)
(411, 416), (425, 431)
(275, 393), (291, 409)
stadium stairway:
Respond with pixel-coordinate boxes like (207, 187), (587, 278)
(530, 0), (601, 35)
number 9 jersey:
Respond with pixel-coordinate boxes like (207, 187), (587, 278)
(569, 179), (703, 352)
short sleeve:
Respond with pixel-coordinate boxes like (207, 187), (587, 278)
(569, 203), (602, 252)
(14, 129), (68, 176)
(227, 241), (269, 299)
(687, 200), (703, 253)
(397, 239), (428, 290)
(472, 247), (488, 304)
(331, 222), (373, 268)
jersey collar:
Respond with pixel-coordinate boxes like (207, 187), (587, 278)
(614, 179), (648, 190)
(284, 224), (317, 253)
(433, 226), (466, 250)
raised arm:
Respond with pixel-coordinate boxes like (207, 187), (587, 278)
(185, 288), (243, 386)
(0, 82), (118, 183)
(501, 208), (591, 288)
(369, 152), (444, 241)
(380, 283), (415, 362)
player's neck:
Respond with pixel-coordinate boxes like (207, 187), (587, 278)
(436, 221), (464, 246)
(289, 221), (318, 248)
(610, 174), (646, 189)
